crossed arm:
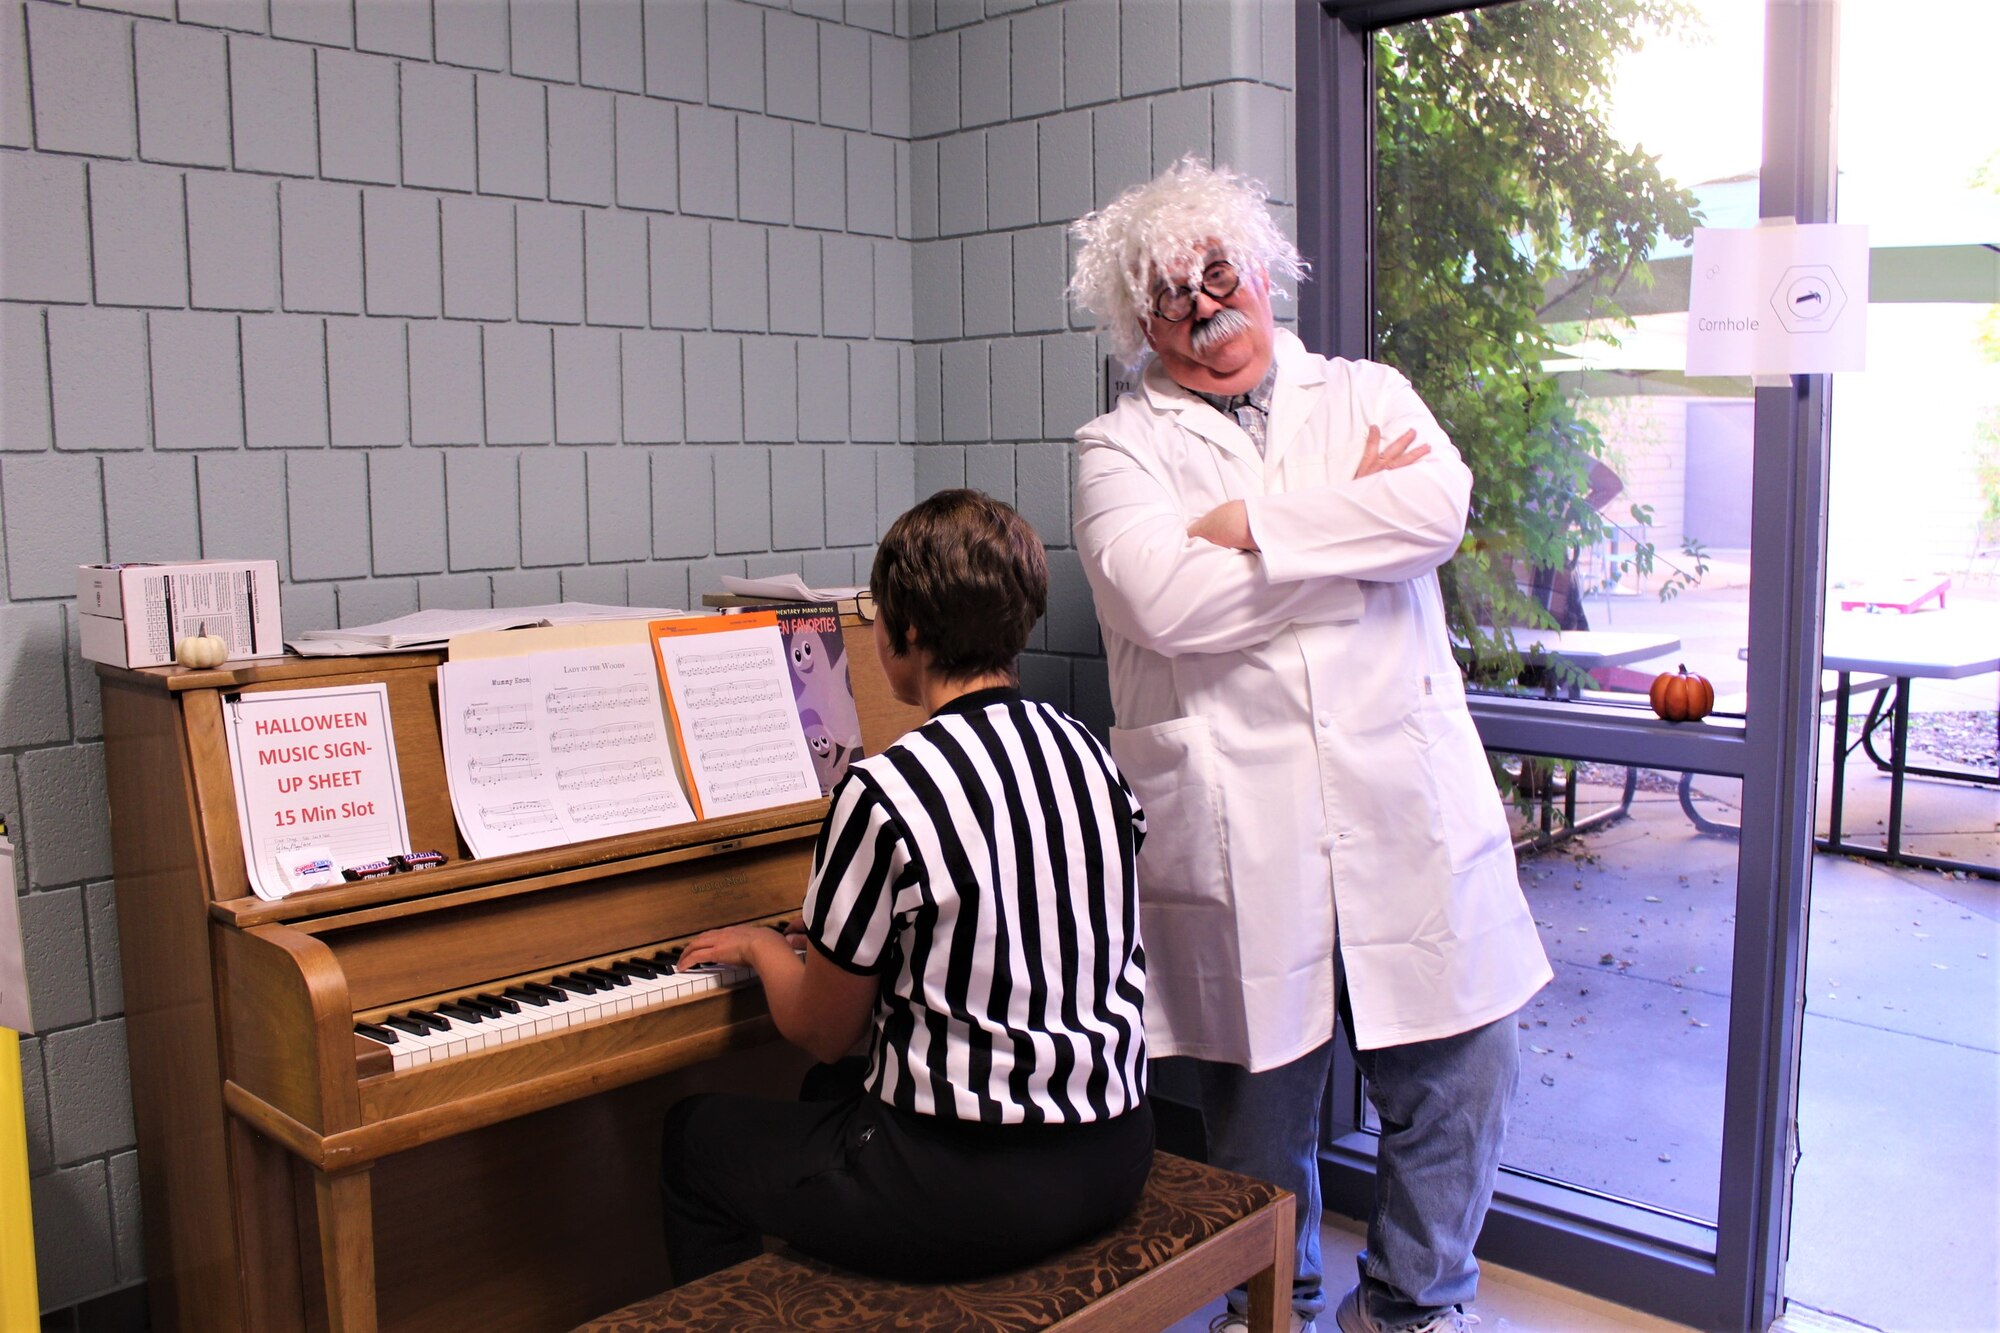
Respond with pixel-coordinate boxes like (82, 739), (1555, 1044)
(1077, 421), (1464, 657)
(1185, 425), (1429, 549)
(1074, 450), (1370, 657)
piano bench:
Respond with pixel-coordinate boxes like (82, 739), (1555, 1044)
(574, 1150), (1295, 1332)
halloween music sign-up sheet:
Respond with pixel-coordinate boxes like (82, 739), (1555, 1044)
(222, 682), (413, 900)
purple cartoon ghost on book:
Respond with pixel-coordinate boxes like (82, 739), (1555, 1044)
(785, 624), (864, 794)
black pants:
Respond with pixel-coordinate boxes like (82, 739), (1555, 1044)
(658, 1069), (1155, 1285)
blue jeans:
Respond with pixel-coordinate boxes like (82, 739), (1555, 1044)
(1197, 1003), (1519, 1327)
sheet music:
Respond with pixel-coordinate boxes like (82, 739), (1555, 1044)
(288, 602), (686, 656)
(220, 683), (413, 900)
(653, 617), (821, 819)
(438, 643), (696, 859)
(718, 573), (864, 603)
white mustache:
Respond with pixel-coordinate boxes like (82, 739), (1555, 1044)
(1188, 306), (1252, 354)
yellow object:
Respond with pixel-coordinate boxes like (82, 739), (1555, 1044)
(0, 1027), (39, 1324)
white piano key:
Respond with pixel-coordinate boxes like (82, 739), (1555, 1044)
(366, 938), (771, 1074)
(389, 1021), (454, 1068)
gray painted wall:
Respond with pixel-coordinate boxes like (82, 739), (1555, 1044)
(901, 0), (1296, 726)
(0, 0), (1292, 1311)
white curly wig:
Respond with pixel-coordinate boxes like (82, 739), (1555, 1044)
(1067, 156), (1307, 365)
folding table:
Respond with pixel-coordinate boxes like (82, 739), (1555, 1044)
(1819, 614), (1999, 879)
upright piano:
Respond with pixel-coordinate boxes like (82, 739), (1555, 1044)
(99, 616), (922, 1333)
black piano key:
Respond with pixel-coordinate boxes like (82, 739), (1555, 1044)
(436, 1002), (486, 1024)
(550, 974), (598, 995)
(584, 966), (630, 988)
(503, 985), (551, 1007)
(383, 1015), (429, 1036)
(456, 995), (504, 1018)
(406, 1009), (453, 1032)
(355, 1022), (399, 1045)
(611, 959), (658, 980)
(475, 991), (520, 1013)
(523, 982), (569, 1003)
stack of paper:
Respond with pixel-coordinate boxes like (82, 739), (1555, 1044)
(286, 603), (685, 657)
(718, 574), (865, 603)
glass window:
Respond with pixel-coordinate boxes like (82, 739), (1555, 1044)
(1357, 753), (1740, 1224)
(1788, 3), (2000, 1330)
(1373, 1), (1763, 713)
(1366, 0), (1769, 1234)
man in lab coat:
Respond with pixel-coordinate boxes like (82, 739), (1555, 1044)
(1067, 159), (1552, 1333)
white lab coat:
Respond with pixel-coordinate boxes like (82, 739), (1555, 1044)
(1073, 330), (1552, 1068)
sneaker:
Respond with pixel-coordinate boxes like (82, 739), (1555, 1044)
(1332, 1286), (1480, 1333)
(1207, 1310), (1316, 1333)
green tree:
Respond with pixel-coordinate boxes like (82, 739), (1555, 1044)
(1373, 0), (1703, 682)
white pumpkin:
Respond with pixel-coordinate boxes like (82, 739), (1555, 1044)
(175, 625), (228, 669)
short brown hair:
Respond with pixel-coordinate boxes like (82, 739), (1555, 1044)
(870, 490), (1048, 681)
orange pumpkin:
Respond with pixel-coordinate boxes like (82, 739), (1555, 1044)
(1649, 664), (1715, 722)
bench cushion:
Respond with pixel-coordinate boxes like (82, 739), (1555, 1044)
(576, 1151), (1284, 1332)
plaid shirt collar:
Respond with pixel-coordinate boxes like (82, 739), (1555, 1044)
(1193, 358), (1278, 452)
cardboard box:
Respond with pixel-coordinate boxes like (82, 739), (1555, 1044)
(76, 560), (283, 668)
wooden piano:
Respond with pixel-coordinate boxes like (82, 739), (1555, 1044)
(99, 616), (923, 1333)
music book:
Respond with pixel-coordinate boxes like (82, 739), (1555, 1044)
(649, 613), (822, 820)
(770, 603), (866, 796)
(436, 643), (696, 859)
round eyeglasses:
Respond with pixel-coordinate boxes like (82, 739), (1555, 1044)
(1151, 261), (1241, 323)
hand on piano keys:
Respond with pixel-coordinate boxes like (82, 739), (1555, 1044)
(351, 924), (789, 1073)
(677, 919), (811, 971)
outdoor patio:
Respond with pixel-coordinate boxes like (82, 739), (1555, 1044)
(1513, 755), (1996, 1333)
(1506, 570), (1997, 1331)
(1178, 573), (1998, 1333)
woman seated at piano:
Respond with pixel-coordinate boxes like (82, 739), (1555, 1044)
(661, 489), (1153, 1284)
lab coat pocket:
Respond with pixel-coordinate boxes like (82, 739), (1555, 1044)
(1109, 716), (1232, 908)
(1413, 675), (1512, 873)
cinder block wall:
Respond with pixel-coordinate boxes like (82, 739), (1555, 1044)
(900, 0), (1294, 724)
(0, 0), (1293, 1314)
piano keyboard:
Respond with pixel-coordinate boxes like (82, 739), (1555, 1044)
(353, 938), (774, 1073)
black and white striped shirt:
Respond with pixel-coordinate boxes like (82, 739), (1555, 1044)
(801, 687), (1148, 1124)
